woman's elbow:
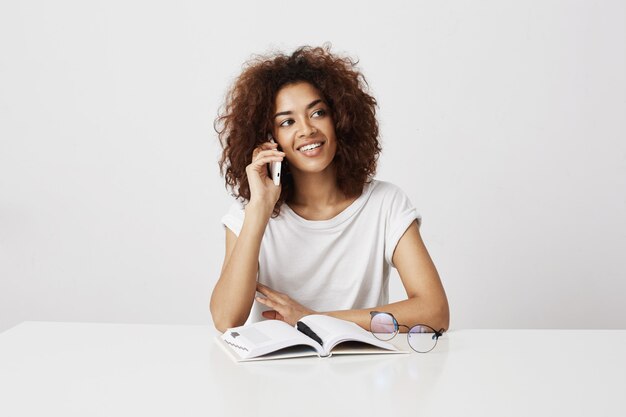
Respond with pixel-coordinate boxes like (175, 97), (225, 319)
(211, 312), (236, 333)
(213, 321), (229, 334)
(436, 296), (450, 331)
(210, 305), (230, 333)
(209, 303), (246, 333)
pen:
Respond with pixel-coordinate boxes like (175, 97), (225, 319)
(296, 321), (323, 346)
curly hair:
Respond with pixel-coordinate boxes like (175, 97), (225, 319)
(215, 44), (381, 217)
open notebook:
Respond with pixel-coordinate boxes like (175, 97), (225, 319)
(218, 314), (407, 362)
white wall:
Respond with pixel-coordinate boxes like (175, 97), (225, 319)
(1, 0), (624, 332)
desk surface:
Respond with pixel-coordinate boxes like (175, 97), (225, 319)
(0, 322), (625, 417)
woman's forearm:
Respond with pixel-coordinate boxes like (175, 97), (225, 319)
(210, 205), (270, 332)
(324, 295), (450, 333)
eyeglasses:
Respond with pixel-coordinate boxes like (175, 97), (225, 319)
(369, 311), (445, 353)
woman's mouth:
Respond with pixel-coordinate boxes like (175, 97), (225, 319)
(297, 141), (325, 157)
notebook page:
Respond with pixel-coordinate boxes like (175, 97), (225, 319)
(300, 315), (398, 353)
(222, 319), (322, 359)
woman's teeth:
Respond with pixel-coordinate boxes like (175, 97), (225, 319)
(299, 142), (323, 152)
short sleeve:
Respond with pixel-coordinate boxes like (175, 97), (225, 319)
(221, 200), (245, 236)
(384, 186), (421, 268)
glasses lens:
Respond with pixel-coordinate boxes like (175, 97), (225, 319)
(408, 325), (438, 353)
(370, 313), (397, 341)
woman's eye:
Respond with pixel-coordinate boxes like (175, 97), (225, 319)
(279, 119), (294, 127)
(312, 109), (326, 118)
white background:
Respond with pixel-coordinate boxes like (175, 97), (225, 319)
(1, 0), (624, 333)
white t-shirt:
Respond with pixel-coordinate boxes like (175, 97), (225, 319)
(220, 179), (421, 324)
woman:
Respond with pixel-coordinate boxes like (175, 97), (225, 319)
(211, 45), (449, 334)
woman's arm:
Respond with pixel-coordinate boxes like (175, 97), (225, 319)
(327, 220), (449, 331)
(210, 141), (284, 332)
(210, 204), (270, 332)
(256, 220), (450, 331)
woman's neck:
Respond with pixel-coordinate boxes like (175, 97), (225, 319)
(288, 163), (354, 219)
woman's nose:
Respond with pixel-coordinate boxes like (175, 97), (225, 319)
(298, 120), (317, 138)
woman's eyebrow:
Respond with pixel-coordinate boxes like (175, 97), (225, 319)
(273, 99), (324, 119)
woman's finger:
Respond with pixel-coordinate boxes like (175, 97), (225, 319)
(255, 295), (276, 307)
(252, 142), (279, 159)
(261, 310), (284, 320)
(261, 310), (276, 319)
(256, 283), (278, 299)
(250, 155), (284, 167)
(252, 145), (279, 156)
(257, 283), (290, 303)
(256, 282), (272, 293)
(252, 150), (284, 164)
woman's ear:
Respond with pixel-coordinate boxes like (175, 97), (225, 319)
(270, 134), (283, 152)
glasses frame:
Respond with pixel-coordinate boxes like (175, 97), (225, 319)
(369, 311), (445, 353)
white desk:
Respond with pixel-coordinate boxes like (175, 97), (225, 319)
(0, 322), (624, 417)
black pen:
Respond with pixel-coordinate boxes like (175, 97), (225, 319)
(297, 321), (323, 346)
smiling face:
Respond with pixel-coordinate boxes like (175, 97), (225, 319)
(272, 82), (337, 176)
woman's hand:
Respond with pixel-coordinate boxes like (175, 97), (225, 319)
(246, 141), (284, 216)
(255, 283), (316, 326)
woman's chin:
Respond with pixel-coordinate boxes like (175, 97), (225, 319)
(289, 159), (336, 176)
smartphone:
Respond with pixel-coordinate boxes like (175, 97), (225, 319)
(268, 134), (281, 186)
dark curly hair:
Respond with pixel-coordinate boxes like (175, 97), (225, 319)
(215, 44), (381, 217)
